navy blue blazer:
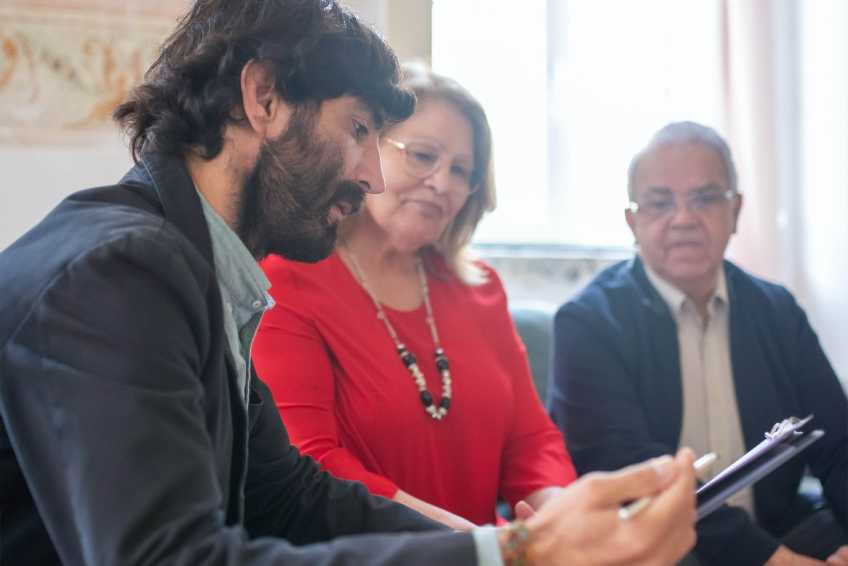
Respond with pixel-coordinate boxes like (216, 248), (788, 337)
(550, 257), (848, 566)
(0, 152), (476, 565)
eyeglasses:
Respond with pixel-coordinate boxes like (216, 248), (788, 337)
(628, 188), (735, 220)
(383, 138), (479, 194)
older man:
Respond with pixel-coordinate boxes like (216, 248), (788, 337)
(550, 122), (848, 566)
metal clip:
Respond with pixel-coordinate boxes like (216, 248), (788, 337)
(765, 415), (813, 442)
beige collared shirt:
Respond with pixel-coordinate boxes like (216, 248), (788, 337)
(644, 262), (755, 516)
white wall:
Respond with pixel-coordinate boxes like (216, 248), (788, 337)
(1, 0), (182, 251)
(1, 136), (133, 250)
(344, 0), (431, 63)
(0, 136), (132, 249)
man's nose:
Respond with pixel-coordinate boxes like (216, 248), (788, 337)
(668, 198), (699, 225)
(357, 137), (385, 195)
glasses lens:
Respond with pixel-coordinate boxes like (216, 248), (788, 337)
(404, 143), (441, 177)
(642, 199), (676, 217)
(689, 190), (728, 210)
(635, 189), (731, 218)
(396, 141), (480, 196)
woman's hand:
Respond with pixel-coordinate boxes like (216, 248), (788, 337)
(828, 546), (848, 565)
(393, 489), (476, 531)
(765, 546), (827, 566)
(513, 500), (536, 521)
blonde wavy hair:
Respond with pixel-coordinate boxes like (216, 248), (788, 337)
(394, 63), (497, 285)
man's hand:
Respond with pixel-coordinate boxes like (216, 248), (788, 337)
(501, 448), (697, 566)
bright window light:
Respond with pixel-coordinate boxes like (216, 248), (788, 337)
(432, 0), (725, 247)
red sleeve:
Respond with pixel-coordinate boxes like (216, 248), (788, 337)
(482, 267), (577, 506)
(252, 258), (399, 498)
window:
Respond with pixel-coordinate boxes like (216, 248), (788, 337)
(432, 0), (725, 247)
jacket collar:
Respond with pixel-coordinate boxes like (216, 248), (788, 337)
(626, 256), (684, 445)
(120, 151), (215, 268)
(629, 256), (735, 314)
(628, 256), (672, 316)
(641, 259), (729, 319)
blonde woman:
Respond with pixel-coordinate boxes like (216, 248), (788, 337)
(254, 66), (575, 529)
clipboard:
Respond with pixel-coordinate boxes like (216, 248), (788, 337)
(697, 415), (824, 521)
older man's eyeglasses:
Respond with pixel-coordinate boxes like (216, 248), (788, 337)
(384, 138), (479, 194)
(628, 187), (735, 219)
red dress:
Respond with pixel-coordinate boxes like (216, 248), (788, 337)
(253, 251), (576, 525)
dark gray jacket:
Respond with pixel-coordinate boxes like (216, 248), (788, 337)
(0, 152), (476, 565)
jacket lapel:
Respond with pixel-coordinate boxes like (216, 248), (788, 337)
(126, 152), (249, 521)
(631, 258), (684, 448)
(725, 263), (778, 452)
(137, 152), (215, 267)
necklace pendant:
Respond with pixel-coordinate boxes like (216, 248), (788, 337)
(426, 405), (443, 420)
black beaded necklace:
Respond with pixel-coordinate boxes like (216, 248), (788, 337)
(346, 251), (452, 420)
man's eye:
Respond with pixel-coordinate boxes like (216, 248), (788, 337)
(353, 121), (369, 140)
(646, 200), (675, 213)
(692, 193), (722, 208)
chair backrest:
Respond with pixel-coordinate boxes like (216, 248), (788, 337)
(509, 301), (556, 401)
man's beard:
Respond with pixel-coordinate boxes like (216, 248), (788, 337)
(237, 108), (364, 262)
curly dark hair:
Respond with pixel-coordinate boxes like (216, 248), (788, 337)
(115, 0), (415, 161)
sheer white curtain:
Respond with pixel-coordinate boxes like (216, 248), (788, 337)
(724, 0), (848, 379)
(798, 1), (848, 381)
(722, 0), (798, 284)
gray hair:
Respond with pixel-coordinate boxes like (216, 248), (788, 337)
(627, 121), (738, 201)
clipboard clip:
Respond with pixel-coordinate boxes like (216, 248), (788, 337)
(765, 414), (813, 442)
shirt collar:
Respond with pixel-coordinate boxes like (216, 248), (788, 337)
(196, 191), (274, 325)
(642, 257), (728, 317)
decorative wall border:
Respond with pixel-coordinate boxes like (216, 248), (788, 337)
(0, 1), (185, 145)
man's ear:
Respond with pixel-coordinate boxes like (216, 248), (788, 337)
(240, 59), (291, 138)
(625, 208), (638, 243)
(731, 192), (743, 234)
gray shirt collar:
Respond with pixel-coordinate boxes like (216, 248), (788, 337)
(196, 191), (274, 326)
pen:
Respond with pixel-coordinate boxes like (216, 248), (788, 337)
(618, 452), (718, 520)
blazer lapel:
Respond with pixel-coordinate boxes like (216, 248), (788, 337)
(133, 151), (249, 520)
(139, 152), (215, 267)
(135, 152), (243, 389)
(632, 258), (684, 448)
(725, 264), (779, 451)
